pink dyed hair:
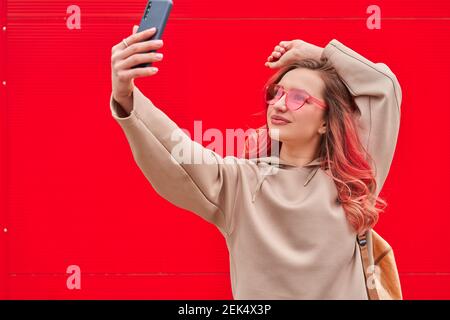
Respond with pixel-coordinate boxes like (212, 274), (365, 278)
(243, 58), (387, 234)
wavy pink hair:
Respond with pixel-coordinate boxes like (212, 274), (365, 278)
(243, 58), (387, 234)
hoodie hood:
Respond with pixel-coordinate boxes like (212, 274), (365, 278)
(249, 156), (324, 203)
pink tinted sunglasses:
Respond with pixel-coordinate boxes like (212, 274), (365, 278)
(264, 83), (328, 111)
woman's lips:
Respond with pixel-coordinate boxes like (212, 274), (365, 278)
(271, 118), (290, 125)
(270, 115), (291, 125)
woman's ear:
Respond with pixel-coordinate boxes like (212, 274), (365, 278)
(318, 121), (327, 135)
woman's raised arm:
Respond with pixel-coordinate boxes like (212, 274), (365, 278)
(321, 39), (402, 197)
(110, 26), (246, 237)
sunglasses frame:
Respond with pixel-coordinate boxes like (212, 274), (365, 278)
(264, 83), (328, 110)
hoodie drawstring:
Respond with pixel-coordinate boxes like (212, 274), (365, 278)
(251, 165), (274, 203)
(304, 166), (320, 187)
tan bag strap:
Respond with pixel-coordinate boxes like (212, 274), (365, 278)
(357, 230), (380, 300)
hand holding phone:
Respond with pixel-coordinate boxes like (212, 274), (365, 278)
(111, 26), (164, 114)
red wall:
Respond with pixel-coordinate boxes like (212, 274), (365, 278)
(1, 0), (449, 299)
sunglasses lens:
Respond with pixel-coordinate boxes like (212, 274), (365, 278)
(287, 89), (307, 110)
(264, 85), (309, 110)
(265, 84), (282, 104)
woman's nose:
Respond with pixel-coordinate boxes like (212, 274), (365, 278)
(273, 94), (288, 112)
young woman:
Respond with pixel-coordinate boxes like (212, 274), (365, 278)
(110, 26), (402, 299)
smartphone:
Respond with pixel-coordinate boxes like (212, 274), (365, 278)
(131, 0), (173, 69)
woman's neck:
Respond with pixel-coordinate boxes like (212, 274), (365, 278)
(279, 142), (319, 167)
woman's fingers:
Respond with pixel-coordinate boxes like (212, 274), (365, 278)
(117, 51), (163, 70)
(111, 26), (163, 80)
(112, 26), (158, 54)
(267, 45), (286, 61)
(125, 27), (158, 48)
(279, 41), (293, 50)
(116, 66), (159, 82)
(114, 39), (164, 62)
(266, 47), (297, 69)
(264, 40), (297, 68)
(275, 45), (285, 53)
(112, 26), (156, 52)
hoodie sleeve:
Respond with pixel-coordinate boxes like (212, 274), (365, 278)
(109, 85), (242, 237)
(321, 39), (402, 197)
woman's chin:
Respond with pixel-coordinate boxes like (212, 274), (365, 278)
(268, 127), (289, 142)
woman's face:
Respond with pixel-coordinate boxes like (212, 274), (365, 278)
(266, 68), (327, 145)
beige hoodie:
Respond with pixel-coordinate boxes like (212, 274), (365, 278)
(109, 39), (402, 299)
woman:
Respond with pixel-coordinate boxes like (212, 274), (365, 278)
(110, 26), (402, 299)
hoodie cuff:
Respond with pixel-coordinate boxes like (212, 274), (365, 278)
(321, 39), (339, 62)
(110, 86), (146, 127)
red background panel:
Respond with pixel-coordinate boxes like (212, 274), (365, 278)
(1, 0), (450, 299)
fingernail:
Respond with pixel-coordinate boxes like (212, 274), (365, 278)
(149, 27), (156, 31)
(155, 53), (163, 59)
